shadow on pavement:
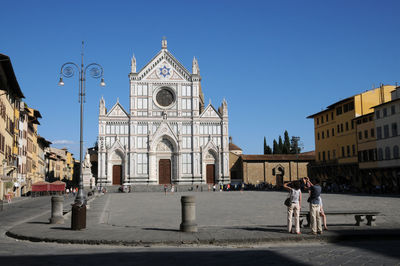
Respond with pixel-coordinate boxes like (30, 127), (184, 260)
(233, 227), (286, 233)
(27, 221), (49, 225)
(336, 239), (400, 260)
(0, 250), (309, 266)
(323, 193), (400, 199)
(50, 227), (72, 230)
(142, 227), (180, 232)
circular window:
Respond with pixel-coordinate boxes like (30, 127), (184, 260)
(156, 88), (175, 107)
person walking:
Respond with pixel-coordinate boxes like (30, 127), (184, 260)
(283, 181), (302, 234)
(305, 177), (323, 235)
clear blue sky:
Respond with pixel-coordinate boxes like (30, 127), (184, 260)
(2, 0), (400, 157)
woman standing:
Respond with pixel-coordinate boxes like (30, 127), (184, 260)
(283, 181), (302, 234)
(319, 196), (328, 230)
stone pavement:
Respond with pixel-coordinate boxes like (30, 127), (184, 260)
(0, 195), (36, 211)
(6, 191), (400, 246)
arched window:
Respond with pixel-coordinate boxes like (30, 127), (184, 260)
(393, 145), (399, 159)
(378, 148), (383, 161)
(385, 147), (391, 160)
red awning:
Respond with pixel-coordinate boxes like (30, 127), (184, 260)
(32, 181), (50, 192)
(50, 181), (66, 192)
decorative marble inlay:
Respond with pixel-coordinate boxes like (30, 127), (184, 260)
(157, 139), (173, 152)
(159, 65), (171, 78)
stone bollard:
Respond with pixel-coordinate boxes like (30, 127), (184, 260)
(180, 196), (197, 232)
(50, 196), (64, 224)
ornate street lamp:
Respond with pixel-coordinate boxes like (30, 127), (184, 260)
(58, 41), (105, 206)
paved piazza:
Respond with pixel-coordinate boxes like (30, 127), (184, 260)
(100, 191), (400, 228)
(2, 192), (400, 265)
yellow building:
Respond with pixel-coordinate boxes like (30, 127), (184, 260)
(307, 85), (395, 186)
(26, 107), (42, 190)
(13, 101), (20, 162)
(0, 53), (25, 200)
(63, 148), (74, 181)
(46, 147), (75, 182)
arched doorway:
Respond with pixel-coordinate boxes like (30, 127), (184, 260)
(157, 138), (174, 184)
(205, 150), (216, 184)
(276, 175), (283, 187)
(275, 166), (285, 187)
(109, 150), (124, 185)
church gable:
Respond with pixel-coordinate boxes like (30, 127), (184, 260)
(107, 102), (129, 117)
(200, 104), (222, 119)
(109, 137), (125, 154)
(137, 50), (191, 81)
(150, 121), (178, 150)
(201, 137), (219, 153)
(141, 60), (186, 81)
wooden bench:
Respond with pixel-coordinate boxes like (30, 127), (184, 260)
(299, 210), (380, 227)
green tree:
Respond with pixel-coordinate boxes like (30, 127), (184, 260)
(266, 145), (272, 154)
(290, 136), (301, 154)
(278, 136), (283, 153)
(264, 137), (272, 154)
(264, 137), (267, 154)
(282, 130), (291, 154)
(273, 139), (281, 154)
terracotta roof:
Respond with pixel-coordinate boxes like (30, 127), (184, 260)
(240, 153), (315, 162)
(229, 142), (242, 151)
(299, 151), (315, 156)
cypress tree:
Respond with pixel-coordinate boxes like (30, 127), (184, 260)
(283, 130), (291, 154)
(266, 144), (272, 154)
(278, 136), (283, 154)
(273, 139), (279, 154)
(264, 137), (272, 154)
(264, 137), (267, 154)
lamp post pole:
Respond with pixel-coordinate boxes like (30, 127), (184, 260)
(291, 136), (301, 180)
(58, 41), (105, 205)
(1, 159), (6, 210)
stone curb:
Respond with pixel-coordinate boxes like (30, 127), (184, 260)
(6, 227), (400, 247)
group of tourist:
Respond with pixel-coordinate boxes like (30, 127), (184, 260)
(65, 187), (78, 196)
(283, 177), (328, 235)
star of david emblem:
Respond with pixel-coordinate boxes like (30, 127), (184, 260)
(159, 66), (171, 77)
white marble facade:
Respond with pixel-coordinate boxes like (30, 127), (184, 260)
(97, 39), (229, 185)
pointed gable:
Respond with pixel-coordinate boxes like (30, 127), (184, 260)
(200, 104), (222, 118)
(107, 102), (129, 117)
(202, 137), (219, 152)
(137, 49), (191, 81)
(109, 137), (126, 153)
(149, 121), (179, 152)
